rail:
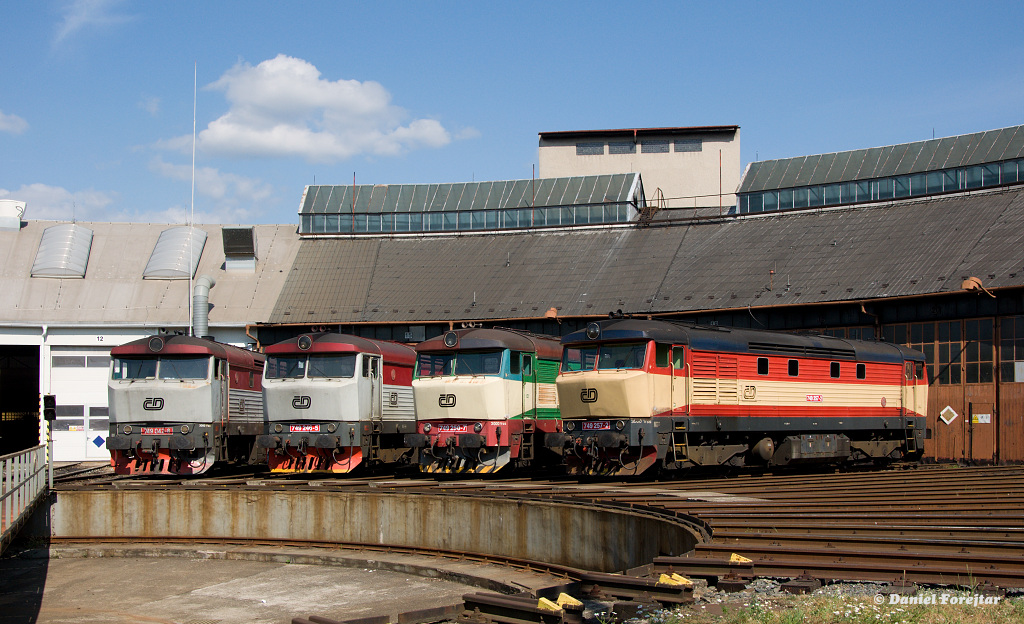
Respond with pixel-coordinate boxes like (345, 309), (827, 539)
(1, 444), (48, 555)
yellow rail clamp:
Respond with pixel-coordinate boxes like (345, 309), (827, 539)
(671, 573), (694, 587)
(556, 593), (583, 608)
(657, 573), (683, 586)
(537, 597), (562, 612)
(729, 553), (753, 564)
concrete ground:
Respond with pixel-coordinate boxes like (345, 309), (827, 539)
(0, 544), (563, 624)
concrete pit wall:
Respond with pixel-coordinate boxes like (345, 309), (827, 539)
(49, 488), (702, 573)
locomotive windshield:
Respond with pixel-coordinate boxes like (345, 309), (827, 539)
(111, 357), (157, 380)
(416, 350), (503, 377)
(308, 354), (356, 378)
(265, 356), (305, 379)
(111, 356), (210, 380)
(562, 342), (648, 371)
(158, 356), (211, 380)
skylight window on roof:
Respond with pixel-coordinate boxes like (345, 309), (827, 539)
(143, 226), (207, 279)
(31, 224), (94, 278)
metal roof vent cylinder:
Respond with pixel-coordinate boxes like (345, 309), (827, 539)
(192, 275), (216, 339)
(0, 199), (26, 230)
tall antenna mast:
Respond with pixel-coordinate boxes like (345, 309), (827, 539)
(188, 62), (197, 335)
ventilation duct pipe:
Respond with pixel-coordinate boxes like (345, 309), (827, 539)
(192, 275), (216, 339)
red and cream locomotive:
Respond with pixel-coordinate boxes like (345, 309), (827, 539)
(106, 334), (265, 475)
(550, 319), (928, 476)
(257, 333), (417, 473)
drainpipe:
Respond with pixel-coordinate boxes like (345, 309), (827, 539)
(192, 275), (216, 339)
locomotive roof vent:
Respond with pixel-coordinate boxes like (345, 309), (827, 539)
(586, 322), (601, 340)
(443, 331), (458, 348)
(297, 335), (313, 350)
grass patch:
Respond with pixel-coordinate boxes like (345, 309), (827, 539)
(640, 592), (1024, 624)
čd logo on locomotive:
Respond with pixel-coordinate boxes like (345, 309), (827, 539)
(580, 388), (599, 403)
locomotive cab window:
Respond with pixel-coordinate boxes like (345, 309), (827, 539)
(158, 356), (210, 380)
(788, 359), (799, 377)
(561, 346), (598, 372)
(509, 351), (521, 375)
(672, 347), (685, 370)
(522, 354), (533, 376)
(757, 357), (769, 375)
(830, 362), (841, 378)
(655, 344), (670, 368)
(416, 353), (454, 377)
(857, 363), (866, 379)
(111, 357), (157, 380)
(905, 362), (914, 380)
(308, 354), (357, 378)
(453, 350), (503, 376)
(598, 342), (647, 370)
(916, 361), (925, 380)
(265, 356), (305, 379)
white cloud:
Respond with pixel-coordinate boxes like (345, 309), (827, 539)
(186, 54), (451, 163)
(149, 157), (273, 204)
(0, 110), (28, 134)
(0, 183), (116, 221)
(54, 0), (134, 45)
(139, 95), (160, 116)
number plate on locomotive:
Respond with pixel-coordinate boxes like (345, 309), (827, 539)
(141, 427), (173, 435)
(289, 424), (321, 433)
(806, 395), (824, 402)
(435, 424), (469, 432)
(582, 421), (611, 430)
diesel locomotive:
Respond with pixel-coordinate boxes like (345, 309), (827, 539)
(405, 328), (562, 473)
(549, 319), (928, 476)
(105, 334), (266, 475)
(257, 333), (417, 473)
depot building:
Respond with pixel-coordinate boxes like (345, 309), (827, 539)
(2, 124), (1023, 465)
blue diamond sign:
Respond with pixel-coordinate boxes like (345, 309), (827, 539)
(93, 436), (105, 448)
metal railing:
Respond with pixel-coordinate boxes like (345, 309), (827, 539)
(1, 444), (47, 554)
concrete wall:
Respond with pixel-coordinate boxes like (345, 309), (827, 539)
(49, 488), (703, 573)
(539, 129), (741, 209)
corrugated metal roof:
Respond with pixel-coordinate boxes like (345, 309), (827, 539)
(268, 186), (1024, 324)
(31, 224), (93, 278)
(739, 125), (1024, 193)
(298, 175), (641, 216)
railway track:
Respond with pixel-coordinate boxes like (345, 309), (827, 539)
(49, 464), (1024, 623)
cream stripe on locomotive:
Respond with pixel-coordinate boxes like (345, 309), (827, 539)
(413, 376), (555, 421)
(558, 369), (913, 419)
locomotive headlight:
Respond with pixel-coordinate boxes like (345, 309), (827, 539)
(274, 423), (283, 433)
(327, 423), (338, 433)
(586, 322), (601, 340)
(615, 420), (625, 431)
(423, 423), (432, 433)
(122, 425), (132, 435)
(565, 421), (575, 431)
(180, 424), (190, 434)
(473, 422), (483, 433)
(443, 331), (458, 348)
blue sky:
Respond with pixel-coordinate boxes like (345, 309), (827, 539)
(1, 0), (1022, 225)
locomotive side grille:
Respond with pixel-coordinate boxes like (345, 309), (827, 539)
(748, 341), (856, 360)
(691, 354), (737, 404)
